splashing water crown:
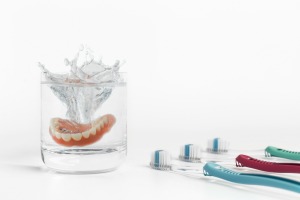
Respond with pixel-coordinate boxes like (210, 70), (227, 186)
(39, 45), (124, 123)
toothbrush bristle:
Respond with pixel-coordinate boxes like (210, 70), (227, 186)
(150, 150), (172, 170)
(179, 144), (202, 162)
(265, 150), (271, 157)
(206, 138), (229, 154)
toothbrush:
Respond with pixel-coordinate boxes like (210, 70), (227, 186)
(179, 144), (202, 163)
(203, 162), (300, 193)
(150, 150), (300, 193)
(236, 154), (300, 173)
(150, 150), (203, 174)
(151, 149), (235, 175)
(206, 138), (263, 155)
(265, 146), (300, 161)
(179, 144), (236, 163)
(206, 138), (231, 154)
(203, 138), (300, 162)
(180, 143), (267, 163)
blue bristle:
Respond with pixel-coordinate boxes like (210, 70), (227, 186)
(155, 150), (162, 167)
(185, 144), (192, 157)
(213, 138), (219, 152)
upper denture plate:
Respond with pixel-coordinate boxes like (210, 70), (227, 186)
(71, 133), (82, 141)
(82, 131), (90, 139)
(61, 133), (71, 142)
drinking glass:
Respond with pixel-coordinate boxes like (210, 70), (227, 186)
(41, 73), (127, 173)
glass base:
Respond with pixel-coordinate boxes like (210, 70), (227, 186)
(41, 146), (126, 174)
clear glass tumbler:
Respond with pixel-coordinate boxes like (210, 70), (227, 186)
(41, 73), (127, 173)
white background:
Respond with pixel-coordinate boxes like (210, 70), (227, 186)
(1, 0), (300, 199)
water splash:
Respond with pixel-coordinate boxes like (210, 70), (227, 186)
(39, 45), (123, 123)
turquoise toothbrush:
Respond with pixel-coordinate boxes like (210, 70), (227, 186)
(203, 162), (300, 193)
(265, 146), (300, 161)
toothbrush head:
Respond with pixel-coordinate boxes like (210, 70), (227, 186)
(179, 144), (202, 163)
(150, 150), (172, 171)
(206, 138), (229, 154)
(265, 148), (272, 157)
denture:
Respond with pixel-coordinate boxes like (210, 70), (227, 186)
(49, 114), (116, 147)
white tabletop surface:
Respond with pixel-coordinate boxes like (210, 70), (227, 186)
(1, 138), (300, 200)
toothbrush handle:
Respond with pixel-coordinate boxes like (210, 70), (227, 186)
(203, 162), (300, 193)
(236, 154), (300, 173)
(265, 146), (300, 161)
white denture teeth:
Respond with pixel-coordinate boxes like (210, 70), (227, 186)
(92, 120), (99, 127)
(91, 117), (106, 131)
(61, 133), (71, 142)
(49, 116), (113, 142)
(71, 133), (82, 141)
(55, 131), (62, 139)
(82, 131), (90, 139)
(100, 121), (105, 128)
(90, 127), (97, 136)
(96, 123), (102, 131)
(103, 116), (108, 124)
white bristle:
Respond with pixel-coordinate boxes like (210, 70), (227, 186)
(265, 151), (271, 157)
(150, 150), (172, 170)
(179, 144), (202, 162)
(206, 138), (230, 154)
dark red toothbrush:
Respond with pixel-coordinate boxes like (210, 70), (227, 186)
(236, 154), (300, 173)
